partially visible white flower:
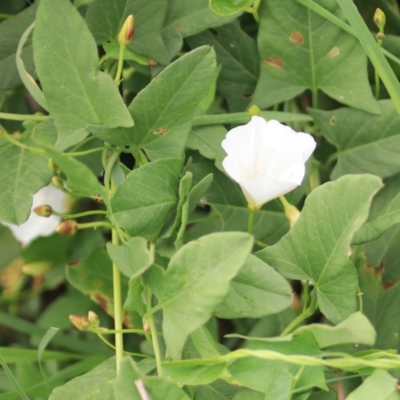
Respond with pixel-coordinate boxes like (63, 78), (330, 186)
(221, 116), (316, 210)
(2, 185), (69, 245)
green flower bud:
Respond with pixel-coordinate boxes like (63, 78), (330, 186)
(248, 105), (261, 117)
(48, 158), (59, 172)
(118, 15), (134, 45)
(374, 8), (386, 32)
(51, 176), (65, 190)
(32, 204), (53, 217)
(56, 220), (78, 235)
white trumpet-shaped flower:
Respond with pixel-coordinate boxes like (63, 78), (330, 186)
(2, 185), (69, 245)
(221, 116), (316, 210)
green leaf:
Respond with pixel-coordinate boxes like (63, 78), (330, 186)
(129, 46), (217, 160)
(0, 225), (21, 270)
(113, 358), (191, 400)
(0, 353), (29, 400)
(252, 0), (379, 114)
(194, 380), (239, 400)
(186, 161), (289, 245)
(215, 254), (292, 319)
(86, 0), (171, 65)
(358, 263), (400, 352)
(107, 237), (154, 278)
(89, 47), (217, 159)
(209, 0), (253, 16)
(44, 147), (106, 200)
(186, 125), (227, 168)
(354, 187), (400, 244)
(33, 0), (133, 151)
(257, 175), (382, 324)
(67, 247), (137, 326)
(187, 173), (214, 214)
(161, 0), (240, 57)
(49, 357), (115, 400)
(310, 100), (400, 180)
(0, 2), (37, 90)
(229, 332), (324, 398)
(17, 22), (48, 110)
(0, 347), (81, 364)
(0, 140), (52, 225)
(187, 22), (259, 111)
(296, 312), (376, 348)
(111, 158), (182, 241)
(346, 369), (400, 400)
(163, 360), (228, 385)
(157, 232), (253, 359)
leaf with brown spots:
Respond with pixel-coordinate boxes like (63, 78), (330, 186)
(252, 0), (379, 114)
(359, 261), (400, 351)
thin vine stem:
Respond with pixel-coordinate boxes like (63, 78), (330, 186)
(0, 112), (49, 122)
(53, 210), (108, 219)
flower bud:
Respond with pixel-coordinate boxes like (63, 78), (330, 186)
(69, 315), (91, 331)
(373, 8), (386, 32)
(88, 311), (100, 328)
(48, 158), (59, 172)
(56, 220), (78, 235)
(118, 15), (134, 45)
(22, 261), (52, 277)
(51, 176), (65, 190)
(279, 196), (300, 227)
(248, 105), (261, 117)
(32, 204), (53, 217)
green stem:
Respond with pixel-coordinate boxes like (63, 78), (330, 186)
(375, 39), (383, 99)
(111, 227), (124, 371)
(114, 44), (126, 84)
(69, 136), (96, 152)
(97, 328), (148, 335)
(53, 210), (108, 219)
(104, 151), (120, 192)
(281, 290), (318, 336)
(0, 129), (44, 154)
(192, 111), (313, 126)
(0, 13), (13, 19)
(66, 146), (111, 158)
(247, 208), (256, 234)
(311, 88), (318, 109)
(146, 287), (163, 377)
(0, 112), (49, 122)
(96, 333), (149, 358)
(77, 221), (114, 230)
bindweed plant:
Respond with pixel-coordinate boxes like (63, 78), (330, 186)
(2, 0), (400, 399)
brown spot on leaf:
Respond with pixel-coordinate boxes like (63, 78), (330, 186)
(289, 31), (304, 45)
(177, 24), (183, 30)
(329, 116), (336, 126)
(149, 59), (157, 67)
(327, 47), (340, 58)
(153, 127), (167, 136)
(264, 58), (284, 68)
(384, 281), (394, 290)
(92, 293), (110, 313)
(68, 259), (80, 266)
(79, 273), (85, 279)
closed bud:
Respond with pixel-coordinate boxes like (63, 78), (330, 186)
(118, 15), (134, 45)
(279, 196), (300, 227)
(88, 311), (100, 328)
(143, 320), (150, 333)
(48, 158), (59, 172)
(374, 8), (386, 32)
(56, 220), (78, 235)
(51, 176), (65, 190)
(69, 315), (91, 331)
(22, 261), (52, 277)
(248, 105), (261, 117)
(32, 204), (53, 217)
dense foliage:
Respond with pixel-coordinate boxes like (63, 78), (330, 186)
(1, 0), (400, 399)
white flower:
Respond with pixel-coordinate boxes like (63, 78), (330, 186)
(2, 185), (69, 245)
(221, 116), (316, 210)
